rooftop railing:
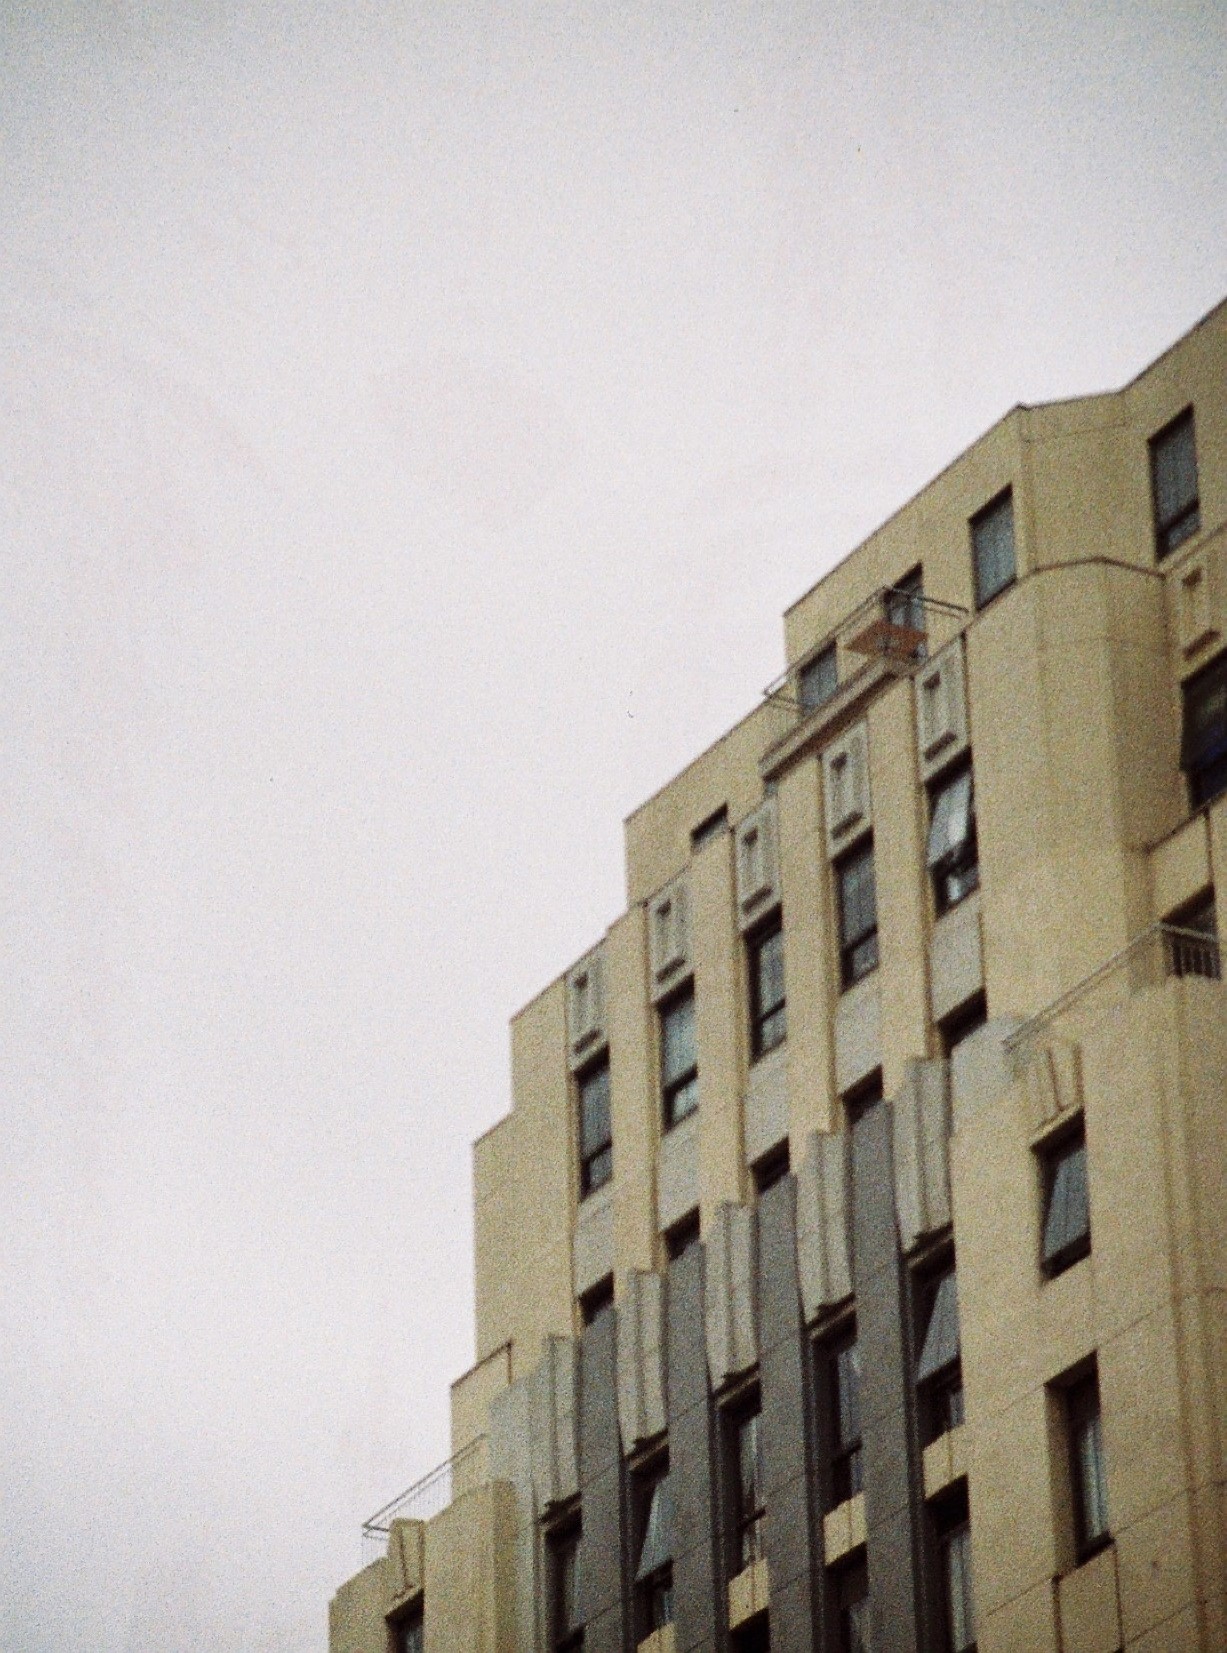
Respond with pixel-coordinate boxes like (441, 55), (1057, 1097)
(1005, 922), (1221, 1074)
(361, 1435), (488, 1564)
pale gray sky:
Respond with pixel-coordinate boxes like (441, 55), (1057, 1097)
(1, 2), (1223, 1648)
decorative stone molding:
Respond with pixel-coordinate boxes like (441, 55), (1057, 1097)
(822, 721), (872, 856)
(616, 1269), (666, 1450)
(795, 1130), (853, 1318)
(528, 1336), (579, 1511)
(892, 1060), (953, 1253)
(704, 1203), (758, 1388)
(566, 946), (607, 1069)
(734, 799), (780, 930)
(648, 875), (691, 999)
(914, 637), (969, 781)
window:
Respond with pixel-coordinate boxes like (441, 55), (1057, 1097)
(1063, 1367), (1110, 1561)
(664, 1209), (700, 1262)
(1039, 1118), (1090, 1278)
(752, 1142), (790, 1198)
(632, 1461), (674, 1636)
(830, 1555), (870, 1653)
(927, 760), (979, 914)
(691, 805), (728, 852)
(843, 1070), (883, 1124)
(549, 1522), (584, 1651)
(1150, 408), (1200, 559)
(393, 1610), (424, 1653)
(970, 489), (1016, 609)
(731, 1612), (771, 1652)
(727, 1399), (765, 1572)
(916, 1264), (964, 1445)
(577, 1057), (612, 1198)
(660, 985), (698, 1128)
(932, 1486), (976, 1653)
(748, 913), (787, 1058)
(836, 838), (879, 989)
(886, 565), (927, 657)
(798, 644), (838, 713)
(1181, 651), (1227, 809)
(821, 1323), (863, 1508)
(939, 992), (987, 1058)
(579, 1275), (614, 1328)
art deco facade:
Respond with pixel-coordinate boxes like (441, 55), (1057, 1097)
(331, 301), (1227, 1653)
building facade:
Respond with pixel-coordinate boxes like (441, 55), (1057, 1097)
(330, 302), (1227, 1653)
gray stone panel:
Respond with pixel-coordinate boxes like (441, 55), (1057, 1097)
(578, 1311), (626, 1647)
(756, 1177), (819, 1649)
(666, 1244), (721, 1653)
(852, 1099), (924, 1653)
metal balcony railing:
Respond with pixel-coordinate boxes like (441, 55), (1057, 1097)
(765, 586), (969, 715)
(1005, 922), (1221, 1074)
(361, 1435), (488, 1563)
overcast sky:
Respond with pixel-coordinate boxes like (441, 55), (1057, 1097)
(1, 2), (1224, 1649)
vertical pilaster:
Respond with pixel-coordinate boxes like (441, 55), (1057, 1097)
(757, 1176), (821, 1651)
(578, 1309), (627, 1652)
(852, 1099), (925, 1653)
(667, 1243), (723, 1652)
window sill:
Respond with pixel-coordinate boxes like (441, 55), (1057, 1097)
(822, 1491), (866, 1563)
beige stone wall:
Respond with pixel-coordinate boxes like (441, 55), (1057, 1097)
(473, 980), (573, 1370)
(955, 979), (1227, 1652)
(330, 1562), (390, 1653)
(423, 1482), (518, 1653)
(325, 300), (1227, 1653)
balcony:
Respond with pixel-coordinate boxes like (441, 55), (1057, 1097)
(361, 1435), (489, 1563)
(761, 585), (968, 781)
(1005, 922), (1221, 1076)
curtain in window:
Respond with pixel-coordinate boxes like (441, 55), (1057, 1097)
(916, 1272), (961, 1383)
(635, 1477), (674, 1581)
(1042, 1140), (1089, 1265)
(927, 768), (974, 869)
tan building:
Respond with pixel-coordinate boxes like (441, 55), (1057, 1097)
(330, 301), (1227, 1653)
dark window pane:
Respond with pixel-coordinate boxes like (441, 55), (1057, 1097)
(661, 988), (699, 1127)
(550, 1525), (583, 1649)
(1067, 1372), (1109, 1555)
(832, 1558), (869, 1653)
(750, 919), (787, 1058)
(826, 1329), (863, 1506)
(732, 1407), (765, 1569)
(661, 993), (696, 1085)
(885, 566), (927, 658)
(1151, 409), (1200, 557)
(1181, 652), (1227, 809)
(928, 763), (979, 914)
(1041, 1131), (1090, 1274)
(635, 1475), (674, 1581)
(942, 1524), (976, 1652)
(799, 645), (838, 712)
(916, 1271), (961, 1383)
(971, 490), (1016, 608)
(398, 1618), (424, 1653)
(838, 841), (879, 989)
(836, 1341), (861, 1451)
(579, 1064), (611, 1158)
